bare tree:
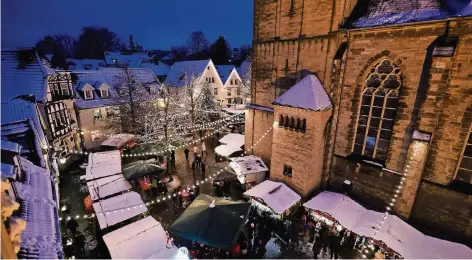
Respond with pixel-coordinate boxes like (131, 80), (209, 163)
(186, 31), (209, 54)
(240, 62), (252, 104)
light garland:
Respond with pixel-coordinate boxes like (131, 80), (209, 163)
(59, 124), (274, 221)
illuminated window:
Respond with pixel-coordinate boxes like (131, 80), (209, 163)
(90, 130), (101, 142)
(212, 77), (215, 83)
(60, 83), (70, 96)
(101, 89), (109, 98)
(84, 89), (93, 100)
(456, 126), (472, 184)
(353, 59), (402, 162)
(214, 88), (218, 95)
(227, 89), (231, 96)
(230, 79), (234, 85)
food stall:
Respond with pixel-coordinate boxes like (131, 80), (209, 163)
(101, 134), (136, 151)
(229, 155), (268, 189)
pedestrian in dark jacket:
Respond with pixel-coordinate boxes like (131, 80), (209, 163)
(170, 150), (176, 166)
(201, 161), (206, 178)
(184, 148), (189, 161)
(312, 239), (323, 258)
(66, 218), (79, 234)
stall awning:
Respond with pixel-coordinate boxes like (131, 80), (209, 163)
(304, 191), (472, 259)
(93, 191), (147, 230)
(101, 134), (135, 148)
(215, 145), (242, 157)
(218, 133), (245, 147)
(230, 155), (268, 176)
(103, 216), (179, 259)
(244, 180), (301, 214)
(85, 151), (122, 181)
(87, 175), (131, 201)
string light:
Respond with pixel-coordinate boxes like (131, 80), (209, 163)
(60, 123), (273, 220)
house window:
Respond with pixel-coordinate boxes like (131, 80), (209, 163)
(212, 77), (215, 83)
(206, 77), (208, 83)
(227, 89), (231, 96)
(235, 79), (239, 85)
(207, 66), (210, 70)
(230, 79), (234, 85)
(60, 83), (70, 96)
(237, 87), (241, 96)
(84, 89), (93, 100)
(93, 109), (102, 120)
(283, 165), (292, 177)
(101, 89), (109, 98)
(456, 126), (472, 184)
(353, 59), (402, 162)
(214, 88), (218, 95)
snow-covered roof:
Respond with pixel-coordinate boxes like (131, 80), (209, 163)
(104, 51), (151, 67)
(215, 65), (236, 85)
(244, 180), (301, 214)
(215, 145), (243, 157)
(93, 191), (147, 230)
(347, 0), (472, 28)
(1, 163), (17, 179)
(98, 67), (159, 85)
(85, 151), (122, 181)
(103, 216), (179, 259)
(139, 61), (171, 77)
(304, 191), (472, 259)
(1, 49), (53, 102)
(67, 58), (106, 71)
(1, 140), (22, 154)
(219, 133), (245, 147)
(14, 157), (63, 259)
(274, 74), (332, 111)
(237, 60), (251, 77)
(101, 134), (135, 148)
(222, 107), (246, 114)
(164, 59), (211, 87)
(87, 175), (131, 201)
(230, 155), (268, 176)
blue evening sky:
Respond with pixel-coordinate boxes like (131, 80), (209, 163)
(1, 0), (254, 50)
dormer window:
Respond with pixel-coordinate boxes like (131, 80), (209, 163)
(84, 89), (93, 100)
(100, 89), (109, 99)
(230, 79), (234, 85)
(149, 86), (156, 94)
(207, 66), (210, 70)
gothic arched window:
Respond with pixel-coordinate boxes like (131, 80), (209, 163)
(279, 114), (284, 127)
(290, 117), (295, 129)
(296, 118), (301, 131)
(353, 59), (402, 162)
(284, 116), (290, 127)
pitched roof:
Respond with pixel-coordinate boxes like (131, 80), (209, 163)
(273, 74), (332, 111)
(237, 60), (251, 77)
(164, 59), (211, 87)
(139, 61), (171, 77)
(346, 0), (472, 28)
(67, 58), (106, 71)
(1, 49), (53, 102)
(14, 157), (63, 259)
(104, 51), (151, 67)
(215, 65), (236, 85)
(72, 71), (119, 109)
(1, 140), (22, 154)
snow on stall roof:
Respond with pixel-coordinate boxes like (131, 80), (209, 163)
(346, 0), (472, 28)
(103, 216), (179, 259)
(215, 65), (235, 85)
(101, 134), (135, 148)
(303, 191), (472, 259)
(219, 133), (245, 147)
(93, 191), (147, 230)
(139, 61), (171, 76)
(164, 59), (210, 87)
(1, 139), (22, 154)
(274, 74), (332, 111)
(1, 49), (51, 102)
(14, 157), (63, 259)
(215, 145), (243, 157)
(104, 51), (150, 67)
(244, 180), (301, 214)
(85, 151), (122, 181)
(87, 175), (131, 201)
(230, 155), (268, 176)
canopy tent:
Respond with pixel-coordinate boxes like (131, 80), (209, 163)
(230, 155), (267, 184)
(169, 194), (250, 249)
(218, 133), (245, 147)
(87, 175), (131, 201)
(209, 162), (237, 182)
(304, 191), (472, 259)
(244, 180), (301, 214)
(103, 216), (180, 259)
(101, 134), (135, 148)
(122, 159), (166, 180)
(85, 151), (122, 181)
(214, 145), (242, 157)
(93, 191), (147, 230)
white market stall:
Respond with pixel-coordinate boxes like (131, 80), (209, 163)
(101, 134), (136, 149)
(93, 191), (147, 230)
(218, 133), (245, 147)
(229, 155), (268, 185)
(303, 191), (472, 259)
(87, 175), (131, 201)
(103, 216), (181, 259)
(214, 145), (242, 157)
(85, 151), (122, 181)
(244, 180), (301, 215)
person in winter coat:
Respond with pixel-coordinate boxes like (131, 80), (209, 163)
(170, 150), (176, 166)
(312, 238), (323, 258)
(184, 148), (189, 161)
(201, 161), (206, 178)
(193, 145), (199, 158)
(201, 142), (207, 157)
(66, 218), (79, 234)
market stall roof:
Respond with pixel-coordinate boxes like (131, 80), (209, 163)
(103, 216), (179, 259)
(304, 191), (472, 259)
(215, 144), (242, 157)
(244, 180), (301, 214)
(93, 191), (147, 230)
(209, 162), (237, 181)
(87, 175), (131, 201)
(122, 159), (166, 180)
(222, 107), (246, 114)
(230, 155), (268, 176)
(169, 194), (250, 249)
(218, 133), (245, 147)
(85, 151), (122, 181)
(101, 134), (135, 148)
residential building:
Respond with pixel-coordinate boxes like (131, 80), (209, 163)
(103, 51), (170, 81)
(215, 65), (245, 109)
(1, 49), (77, 165)
(247, 0), (472, 244)
(66, 58), (106, 71)
(72, 68), (160, 149)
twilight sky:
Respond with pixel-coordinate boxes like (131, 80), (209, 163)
(1, 0), (254, 50)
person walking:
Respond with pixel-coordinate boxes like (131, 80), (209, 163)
(66, 217), (79, 235)
(193, 145), (199, 159)
(201, 161), (206, 178)
(201, 142), (207, 157)
(170, 150), (176, 167)
(184, 148), (189, 161)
